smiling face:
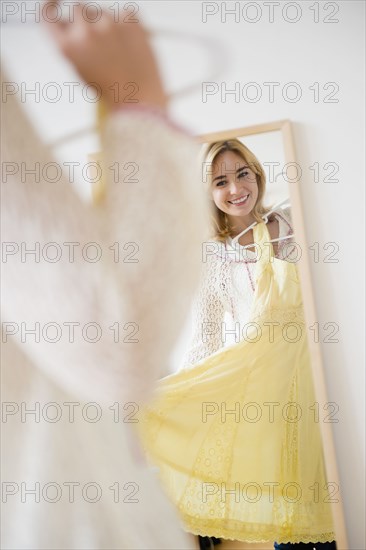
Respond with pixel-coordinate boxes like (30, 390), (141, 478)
(211, 150), (259, 230)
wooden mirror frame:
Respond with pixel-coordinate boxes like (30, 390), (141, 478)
(197, 120), (348, 550)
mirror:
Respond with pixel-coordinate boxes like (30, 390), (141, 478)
(163, 120), (347, 550)
(85, 120), (346, 549)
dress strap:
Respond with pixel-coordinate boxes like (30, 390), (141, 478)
(253, 222), (275, 261)
(251, 222), (276, 284)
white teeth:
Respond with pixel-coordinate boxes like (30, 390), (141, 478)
(229, 195), (249, 205)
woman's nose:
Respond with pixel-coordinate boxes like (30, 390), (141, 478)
(228, 179), (240, 194)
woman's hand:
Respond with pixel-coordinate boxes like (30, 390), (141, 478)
(43, 0), (168, 111)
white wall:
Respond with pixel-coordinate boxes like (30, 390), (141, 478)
(2, 1), (365, 548)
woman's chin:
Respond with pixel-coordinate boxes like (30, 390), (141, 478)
(227, 205), (251, 215)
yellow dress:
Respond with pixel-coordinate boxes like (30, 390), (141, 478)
(137, 221), (336, 544)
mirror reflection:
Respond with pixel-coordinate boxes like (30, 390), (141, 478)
(137, 127), (337, 550)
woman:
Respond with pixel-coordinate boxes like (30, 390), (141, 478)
(180, 139), (294, 371)
(137, 140), (337, 549)
(1, 2), (208, 548)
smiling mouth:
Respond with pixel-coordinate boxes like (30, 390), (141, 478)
(228, 194), (250, 206)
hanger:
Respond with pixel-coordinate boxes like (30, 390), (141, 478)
(3, 17), (228, 149)
(48, 27), (227, 149)
(230, 198), (294, 249)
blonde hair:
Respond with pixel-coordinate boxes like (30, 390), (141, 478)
(201, 139), (272, 242)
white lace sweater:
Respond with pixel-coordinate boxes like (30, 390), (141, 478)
(1, 66), (209, 549)
(181, 207), (294, 368)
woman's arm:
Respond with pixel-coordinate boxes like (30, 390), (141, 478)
(1, 71), (209, 406)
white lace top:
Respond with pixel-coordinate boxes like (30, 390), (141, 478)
(181, 207), (294, 368)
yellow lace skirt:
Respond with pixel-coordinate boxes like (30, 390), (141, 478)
(137, 315), (336, 544)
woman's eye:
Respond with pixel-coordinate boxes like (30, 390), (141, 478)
(216, 180), (226, 187)
(238, 171), (249, 178)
